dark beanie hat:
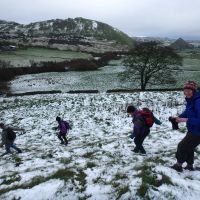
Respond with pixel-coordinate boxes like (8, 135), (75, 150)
(56, 116), (61, 121)
(127, 105), (136, 113)
(0, 123), (4, 127)
(183, 81), (197, 91)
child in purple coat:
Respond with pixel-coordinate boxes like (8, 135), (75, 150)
(56, 116), (70, 145)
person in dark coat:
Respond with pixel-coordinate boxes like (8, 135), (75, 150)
(56, 116), (70, 145)
(171, 81), (200, 172)
(127, 106), (161, 154)
(0, 123), (24, 156)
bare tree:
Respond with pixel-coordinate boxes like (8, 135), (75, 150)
(122, 41), (183, 90)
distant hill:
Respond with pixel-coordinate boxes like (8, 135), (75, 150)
(170, 38), (194, 50)
(0, 18), (134, 53)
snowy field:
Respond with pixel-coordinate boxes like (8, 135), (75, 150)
(1, 92), (200, 200)
(0, 48), (91, 68)
(9, 65), (200, 93)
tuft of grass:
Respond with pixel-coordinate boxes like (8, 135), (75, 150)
(49, 169), (75, 181)
(75, 170), (87, 192)
(116, 185), (129, 200)
(179, 127), (187, 133)
(82, 152), (94, 158)
(146, 156), (166, 165)
(86, 162), (96, 169)
(59, 157), (72, 165)
(111, 181), (120, 188)
(1, 174), (21, 185)
(0, 168), (75, 196)
(93, 176), (107, 185)
(13, 156), (23, 167)
(136, 163), (173, 198)
(113, 172), (128, 181)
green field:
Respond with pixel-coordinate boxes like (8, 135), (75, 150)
(179, 49), (200, 71)
(0, 47), (92, 68)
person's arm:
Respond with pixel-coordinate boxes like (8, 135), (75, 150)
(187, 99), (200, 125)
(153, 115), (162, 125)
(10, 127), (25, 132)
(178, 109), (187, 118)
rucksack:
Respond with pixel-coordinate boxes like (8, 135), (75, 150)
(64, 121), (71, 130)
(138, 108), (154, 127)
(6, 127), (16, 140)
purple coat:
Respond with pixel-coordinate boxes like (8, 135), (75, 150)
(132, 111), (150, 136)
(58, 121), (68, 135)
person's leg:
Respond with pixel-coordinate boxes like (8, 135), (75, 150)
(5, 144), (12, 153)
(134, 136), (141, 152)
(175, 134), (190, 164)
(134, 130), (149, 154)
(185, 135), (200, 170)
(173, 133), (200, 171)
(62, 135), (68, 145)
(10, 143), (22, 153)
(58, 133), (64, 144)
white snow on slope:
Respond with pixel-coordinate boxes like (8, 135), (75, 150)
(0, 92), (200, 200)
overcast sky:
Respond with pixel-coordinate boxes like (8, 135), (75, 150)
(0, 0), (200, 40)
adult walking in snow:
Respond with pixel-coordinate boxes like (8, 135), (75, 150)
(56, 116), (71, 145)
(0, 123), (24, 156)
(127, 105), (161, 154)
(171, 81), (200, 172)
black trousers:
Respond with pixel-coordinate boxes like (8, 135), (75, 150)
(134, 129), (150, 151)
(176, 133), (200, 165)
(58, 133), (68, 144)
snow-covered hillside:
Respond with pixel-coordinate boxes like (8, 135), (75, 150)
(0, 92), (200, 200)
(0, 18), (133, 53)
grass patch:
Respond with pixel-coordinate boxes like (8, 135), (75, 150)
(82, 152), (94, 159)
(59, 157), (72, 165)
(113, 172), (128, 181)
(145, 156), (166, 165)
(49, 169), (75, 181)
(75, 170), (87, 192)
(136, 163), (173, 198)
(0, 168), (75, 196)
(0, 174), (21, 185)
(86, 162), (96, 169)
(116, 185), (129, 199)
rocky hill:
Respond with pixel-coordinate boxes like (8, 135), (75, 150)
(0, 18), (134, 53)
(170, 38), (194, 50)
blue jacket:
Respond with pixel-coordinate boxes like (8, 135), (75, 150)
(179, 91), (200, 136)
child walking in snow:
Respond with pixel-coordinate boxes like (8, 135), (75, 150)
(0, 123), (24, 156)
(127, 105), (161, 154)
(56, 116), (71, 145)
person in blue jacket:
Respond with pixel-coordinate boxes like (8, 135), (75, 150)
(171, 81), (200, 172)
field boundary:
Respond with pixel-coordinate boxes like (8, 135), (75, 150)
(2, 88), (190, 97)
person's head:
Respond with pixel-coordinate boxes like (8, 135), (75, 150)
(127, 105), (136, 115)
(56, 116), (61, 122)
(0, 123), (5, 129)
(183, 81), (197, 98)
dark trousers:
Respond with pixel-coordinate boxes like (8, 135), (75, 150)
(134, 129), (150, 152)
(176, 133), (200, 165)
(58, 133), (68, 144)
(1, 143), (22, 156)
